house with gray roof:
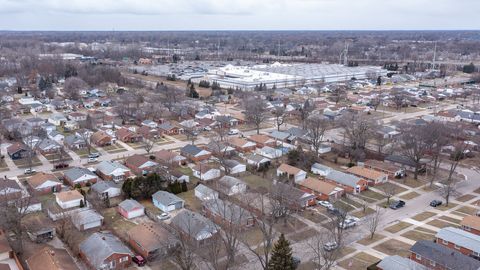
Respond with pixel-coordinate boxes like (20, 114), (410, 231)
(377, 255), (426, 270)
(71, 209), (104, 231)
(203, 198), (254, 228)
(79, 232), (132, 269)
(194, 184), (219, 202)
(435, 227), (480, 259)
(324, 169), (369, 194)
(245, 153), (271, 168)
(118, 199), (145, 219)
(217, 176), (247, 196)
(180, 144), (211, 162)
(36, 138), (61, 154)
(152, 191), (185, 213)
(91, 181), (121, 199)
(96, 160), (131, 182)
(64, 134), (86, 150)
(171, 209), (218, 246)
(409, 240), (480, 270)
(64, 167), (98, 187)
(48, 130), (65, 143)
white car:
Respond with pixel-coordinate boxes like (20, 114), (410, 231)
(87, 157), (98, 163)
(323, 241), (338, 251)
(158, 213), (170, 220)
(317, 201), (333, 209)
(228, 129), (239, 135)
(339, 217), (359, 229)
(24, 168), (36, 175)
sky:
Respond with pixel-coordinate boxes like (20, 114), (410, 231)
(0, 0), (479, 31)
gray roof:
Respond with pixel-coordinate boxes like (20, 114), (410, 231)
(79, 232), (132, 267)
(218, 176), (245, 189)
(311, 163), (331, 172)
(118, 199), (144, 212)
(91, 181), (119, 194)
(246, 154), (270, 163)
(96, 160), (129, 175)
(377, 255), (427, 270)
(194, 184), (218, 196)
(171, 209), (217, 239)
(269, 130), (290, 141)
(71, 209), (103, 226)
(64, 167), (96, 181)
(152, 191), (184, 207)
(410, 240), (480, 270)
(457, 110), (480, 121)
(203, 199), (249, 225)
(224, 159), (242, 169)
(385, 155), (417, 167)
(181, 144), (203, 156)
(37, 138), (61, 150)
(325, 169), (362, 188)
(436, 227), (480, 253)
(64, 134), (83, 146)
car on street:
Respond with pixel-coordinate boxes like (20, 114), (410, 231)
(24, 168), (36, 175)
(88, 152), (100, 158)
(132, 255), (146, 266)
(323, 241), (338, 251)
(228, 129), (239, 135)
(87, 157), (98, 163)
(54, 163), (69, 169)
(430, 200), (443, 207)
(157, 213), (170, 220)
(338, 217), (358, 229)
(389, 200), (406, 210)
(317, 200), (333, 209)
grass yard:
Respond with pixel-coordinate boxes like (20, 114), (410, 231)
(101, 207), (137, 241)
(377, 182), (408, 195)
(13, 156), (42, 168)
(240, 174), (273, 190)
(299, 209), (325, 224)
(372, 239), (412, 257)
(401, 229), (435, 242)
(74, 147), (99, 158)
(273, 217), (307, 235)
(455, 206), (477, 215)
(340, 197), (363, 208)
(435, 203), (458, 211)
(357, 234), (386, 246)
(126, 142), (145, 149)
(102, 143), (127, 153)
(427, 219), (458, 229)
(241, 228), (264, 247)
(0, 159), (8, 171)
(351, 207), (375, 218)
(384, 221), (413, 233)
(338, 252), (380, 270)
(288, 228), (318, 242)
(411, 211), (437, 221)
(400, 191), (420, 200)
(334, 200), (356, 212)
(393, 177), (424, 188)
(359, 190), (385, 201)
(455, 194), (476, 202)
(438, 215), (462, 224)
(177, 190), (203, 212)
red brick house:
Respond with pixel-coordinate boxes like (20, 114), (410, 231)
(227, 137), (257, 153)
(125, 154), (159, 176)
(248, 134), (276, 148)
(127, 222), (176, 260)
(461, 215), (480, 236)
(115, 128), (143, 143)
(27, 172), (62, 195)
(79, 232), (132, 270)
(297, 177), (344, 201)
(90, 130), (112, 146)
(180, 144), (211, 162)
(435, 227), (480, 259)
(158, 122), (181, 135)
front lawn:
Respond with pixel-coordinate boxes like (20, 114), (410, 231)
(372, 239), (412, 257)
(384, 221), (413, 233)
(411, 211), (436, 221)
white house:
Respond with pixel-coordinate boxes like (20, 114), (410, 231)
(277, 163), (307, 183)
(91, 181), (121, 199)
(152, 191), (185, 213)
(141, 120), (158, 128)
(48, 113), (68, 126)
(257, 146), (283, 159)
(192, 165), (221, 181)
(118, 199), (145, 219)
(223, 159), (247, 175)
(71, 209), (104, 231)
(55, 190), (84, 209)
(311, 163), (332, 176)
(217, 176), (247, 196)
(194, 184), (219, 202)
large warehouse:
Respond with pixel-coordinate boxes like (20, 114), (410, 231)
(202, 62), (387, 90)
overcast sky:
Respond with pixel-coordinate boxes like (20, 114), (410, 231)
(0, 0), (479, 31)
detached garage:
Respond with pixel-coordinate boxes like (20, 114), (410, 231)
(71, 209), (104, 231)
(152, 191), (185, 213)
(118, 199), (145, 219)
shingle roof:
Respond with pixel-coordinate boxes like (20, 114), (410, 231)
(461, 215), (480, 231)
(347, 166), (387, 181)
(218, 176), (245, 189)
(64, 167), (96, 181)
(118, 199), (144, 212)
(436, 227), (480, 253)
(277, 163), (304, 175)
(91, 181), (119, 194)
(194, 184), (218, 197)
(385, 155), (417, 167)
(127, 222), (176, 252)
(325, 170), (362, 188)
(96, 160), (129, 175)
(152, 191), (184, 207)
(181, 144), (203, 156)
(410, 240), (480, 270)
(203, 199), (249, 225)
(377, 255), (426, 270)
(71, 209), (103, 226)
(79, 232), (132, 267)
(171, 209), (217, 240)
(298, 177), (339, 195)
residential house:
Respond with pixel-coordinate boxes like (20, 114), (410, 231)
(127, 222), (177, 260)
(203, 198), (255, 228)
(24, 214), (56, 243)
(271, 182), (317, 208)
(152, 191), (185, 213)
(141, 120), (158, 128)
(115, 128), (142, 143)
(245, 154), (271, 169)
(68, 112), (87, 122)
(158, 122), (181, 135)
(409, 240), (480, 270)
(169, 169), (190, 183)
(222, 159), (246, 175)
(248, 134), (276, 148)
(71, 209), (104, 231)
(347, 166), (388, 186)
(48, 130), (65, 143)
(180, 144), (211, 162)
(205, 141), (235, 157)
(64, 167), (98, 187)
(216, 176), (247, 196)
(118, 199), (145, 219)
(435, 227), (480, 259)
(90, 130), (112, 146)
(27, 172), (62, 195)
(55, 190), (84, 209)
(194, 184), (219, 202)
(96, 160), (131, 183)
(324, 169), (369, 194)
(311, 163), (331, 176)
(91, 181), (121, 199)
(170, 209), (218, 247)
(364, 159), (405, 178)
(228, 137), (257, 153)
(79, 232), (132, 270)
(461, 215), (480, 236)
(154, 150), (187, 167)
(137, 125), (162, 139)
(192, 164), (221, 181)
(0, 230), (24, 270)
(276, 163), (307, 183)
(26, 247), (79, 270)
(376, 255), (426, 270)
(385, 155), (425, 172)
(6, 142), (29, 160)
(257, 146), (283, 159)
(268, 130), (291, 144)
(0, 179), (22, 203)
(64, 134), (86, 150)
(298, 177), (344, 201)
(48, 114), (67, 126)
(125, 154), (158, 176)
(36, 138), (62, 155)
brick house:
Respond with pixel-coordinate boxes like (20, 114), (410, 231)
(124, 154), (158, 176)
(180, 144), (211, 162)
(364, 159), (405, 178)
(115, 128), (143, 143)
(297, 177), (344, 201)
(90, 130), (112, 146)
(461, 215), (480, 236)
(248, 134), (276, 148)
(63, 167), (98, 187)
(435, 227), (480, 259)
(96, 160), (132, 183)
(27, 172), (62, 195)
(227, 137), (257, 153)
(276, 163), (307, 183)
(346, 166), (388, 186)
(79, 232), (133, 270)
(127, 222), (177, 260)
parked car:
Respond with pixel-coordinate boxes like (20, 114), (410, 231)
(88, 152), (100, 158)
(157, 213), (170, 220)
(87, 157), (98, 163)
(228, 129), (239, 135)
(389, 200), (406, 210)
(317, 200), (333, 209)
(339, 217), (358, 229)
(132, 255), (146, 266)
(328, 207), (346, 217)
(24, 168), (36, 175)
(430, 200), (443, 207)
(323, 241), (338, 251)
(54, 163), (69, 169)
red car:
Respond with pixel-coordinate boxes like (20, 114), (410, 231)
(132, 255), (146, 266)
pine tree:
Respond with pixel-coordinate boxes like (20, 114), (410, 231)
(268, 234), (295, 270)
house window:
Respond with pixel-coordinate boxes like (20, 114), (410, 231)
(415, 254), (422, 260)
(463, 226), (471, 231)
(429, 260), (436, 267)
(473, 251), (480, 257)
(454, 244), (460, 250)
(119, 256), (129, 263)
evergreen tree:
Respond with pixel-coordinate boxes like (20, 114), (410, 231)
(181, 181), (188, 192)
(268, 234), (295, 270)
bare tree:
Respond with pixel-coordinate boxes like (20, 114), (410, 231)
(0, 194), (32, 254)
(329, 85), (347, 104)
(366, 206), (382, 239)
(440, 141), (469, 206)
(426, 122), (451, 187)
(339, 112), (375, 162)
(244, 96), (268, 134)
(369, 96), (381, 111)
(391, 91), (406, 111)
(398, 123), (433, 180)
(299, 99), (314, 129)
(305, 115), (330, 156)
(378, 183), (397, 204)
(273, 106), (286, 131)
(63, 77), (88, 100)
(142, 136), (156, 155)
(78, 130), (93, 155)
